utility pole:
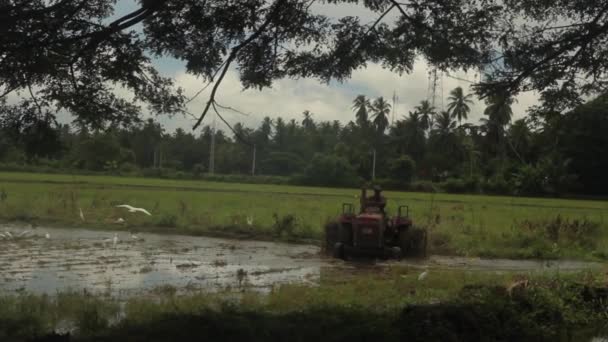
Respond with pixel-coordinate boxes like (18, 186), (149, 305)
(209, 110), (216, 175)
(372, 149), (376, 181)
(391, 91), (398, 126)
(159, 144), (163, 169)
(251, 144), (256, 176)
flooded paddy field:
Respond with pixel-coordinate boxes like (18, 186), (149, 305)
(1, 224), (604, 297)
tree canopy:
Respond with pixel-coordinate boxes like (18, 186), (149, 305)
(3, 0), (608, 128)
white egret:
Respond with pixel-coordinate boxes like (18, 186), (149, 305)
(246, 216), (254, 226)
(418, 269), (429, 281)
(5, 231), (12, 239)
(44, 232), (50, 239)
(16, 230), (31, 238)
(115, 217), (125, 224)
(79, 207), (85, 222)
(130, 232), (140, 241)
(116, 204), (151, 216)
(112, 233), (118, 247)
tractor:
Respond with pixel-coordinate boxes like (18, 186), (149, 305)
(324, 186), (427, 259)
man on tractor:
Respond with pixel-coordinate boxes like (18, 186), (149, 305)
(361, 185), (386, 214)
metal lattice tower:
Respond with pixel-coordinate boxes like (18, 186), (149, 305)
(208, 110), (216, 175)
(427, 67), (444, 111)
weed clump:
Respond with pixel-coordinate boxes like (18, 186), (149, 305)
(518, 215), (601, 249)
(156, 214), (178, 228)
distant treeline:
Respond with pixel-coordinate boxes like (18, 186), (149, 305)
(1, 90), (607, 196)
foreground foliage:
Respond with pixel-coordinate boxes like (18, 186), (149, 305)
(1, 270), (607, 342)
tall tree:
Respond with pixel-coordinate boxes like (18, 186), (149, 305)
(484, 93), (513, 127)
(447, 87), (474, 126)
(414, 100), (436, 132)
(302, 110), (315, 130)
(371, 97), (391, 133)
(352, 95), (371, 128)
(5, 1), (608, 130)
(481, 93), (514, 159)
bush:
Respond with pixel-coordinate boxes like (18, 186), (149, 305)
(483, 175), (511, 194)
(272, 213), (297, 238)
(409, 181), (438, 193)
(259, 152), (305, 176)
(388, 155), (416, 184)
(441, 177), (480, 194)
(156, 214), (178, 228)
(296, 153), (359, 187)
(119, 162), (139, 175)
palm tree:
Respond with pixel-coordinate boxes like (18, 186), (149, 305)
(371, 96), (391, 133)
(352, 95), (371, 127)
(301, 110), (315, 130)
(401, 111), (426, 161)
(433, 111), (457, 135)
(482, 93), (514, 158)
(414, 100), (436, 131)
(484, 93), (513, 127)
(446, 87), (474, 126)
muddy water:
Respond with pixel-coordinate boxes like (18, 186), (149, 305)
(0, 225), (328, 297)
(0, 225), (604, 297)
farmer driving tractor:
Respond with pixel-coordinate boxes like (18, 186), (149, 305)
(360, 185), (386, 214)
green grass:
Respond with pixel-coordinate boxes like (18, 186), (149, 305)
(1, 171), (607, 260)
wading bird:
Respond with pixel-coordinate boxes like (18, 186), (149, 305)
(418, 269), (429, 281)
(79, 208), (85, 222)
(5, 231), (12, 239)
(130, 232), (140, 241)
(115, 217), (125, 224)
(45, 232), (50, 239)
(246, 216), (254, 226)
(16, 230), (30, 238)
(116, 205), (151, 216)
(113, 233), (118, 248)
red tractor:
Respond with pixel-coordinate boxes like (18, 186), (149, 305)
(324, 186), (427, 259)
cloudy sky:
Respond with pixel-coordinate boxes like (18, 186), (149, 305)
(35, 1), (542, 133)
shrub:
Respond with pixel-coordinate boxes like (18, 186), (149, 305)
(296, 153), (359, 187)
(388, 155), (416, 184)
(483, 175), (511, 194)
(156, 214), (178, 228)
(409, 181), (438, 193)
(272, 213), (297, 239)
(441, 177), (481, 194)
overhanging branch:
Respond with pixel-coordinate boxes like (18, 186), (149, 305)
(192, 0), (287, 130)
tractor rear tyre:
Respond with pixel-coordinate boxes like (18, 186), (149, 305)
(333, 242), (345, 260)
(324, 221), (340, 254)
(399, 227), (428, 258)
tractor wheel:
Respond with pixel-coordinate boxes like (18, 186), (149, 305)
(400, 227), (428, 258)
(333, 242), (345, 260)
(324, 221), (340, 254)
(391, 246), (403, 259)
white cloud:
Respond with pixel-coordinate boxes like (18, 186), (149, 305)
(169, 59), (538, 133)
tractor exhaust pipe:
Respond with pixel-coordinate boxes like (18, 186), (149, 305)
(360, 187), (367, 213)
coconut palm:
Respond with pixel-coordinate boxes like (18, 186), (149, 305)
(481, 93), (514, 158)
(301, 110), (315, 130)
(484, 93), (513, 127)
(371, 96), (391, 133)
(352, 95), (371, 127)
(414, 100), (436, 131)
(446, 87), (474, 126)
(433, 111), (457, 135)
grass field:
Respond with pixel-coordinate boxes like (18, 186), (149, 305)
(1, 171), (607, 260)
